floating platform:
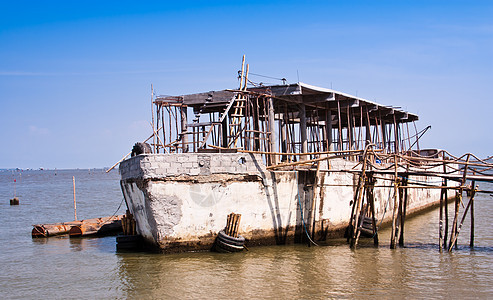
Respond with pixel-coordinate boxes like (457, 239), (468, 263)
(32, 215), (124, 238)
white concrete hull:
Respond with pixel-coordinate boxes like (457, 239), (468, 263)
(119, 153), (453, 252)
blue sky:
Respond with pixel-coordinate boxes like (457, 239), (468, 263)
(1, 1), (492, 169)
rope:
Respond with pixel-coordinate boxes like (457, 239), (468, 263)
(101, 197), (125, 225)
(295, 171), (319, 246)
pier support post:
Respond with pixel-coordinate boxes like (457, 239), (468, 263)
(444, 178), (449, 248)
(367, 175), (378, 246)
(181, 105), (188, 152)
(299, 104), (308, 161)
(448, 182), (476, 252)
(399, 176), (408, 247)
(268, 97), (277, 165)
(470, 182), (475, 248)
(390, 155), (399, 249)
(325, 107), (333, 151)
(449, 191), (461, 251)
(439, 180), (445, 252)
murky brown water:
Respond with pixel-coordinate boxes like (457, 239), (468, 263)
(1, 169), (492, 299)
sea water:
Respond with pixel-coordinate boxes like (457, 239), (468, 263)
(1, 169), (492, 299)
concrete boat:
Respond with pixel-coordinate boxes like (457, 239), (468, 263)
(118, 70), (457, 252)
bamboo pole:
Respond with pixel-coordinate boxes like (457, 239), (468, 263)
(439, 179), (445, 252)
(106, 127), (163, 173)
(367, 176), (379, 246)
(449, 154), (470, 250)
(309, 160), (321, 238)
(337, 100), (343, 151)
(399, 176), (408, 247)
(239, 55), (245, 90)
(349, 146), (371, 248)
(448, 182), (476, 252)
(151, 84), (155, 153)
(470, 181), (476, 248)
(444, 178), (449, 248)
(73, 176), (77, 221)
(449, 191), (461, 251)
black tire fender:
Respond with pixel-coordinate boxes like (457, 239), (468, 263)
(215, 238), (244, 252)
(217, 230), (245, 246)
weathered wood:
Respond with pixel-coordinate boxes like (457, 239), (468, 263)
(73, 176), (77, 221)
(439, 180), (445, 252)
(69, 216), (123, 237)
(181, 105), (188, 152)
(399, 177), (408, 247)
(349, 146), (372, 249)
(309, 161), (321, 238)
(182, 90), (236, 105)
(299, 103), (308, 161)
(390, 155), (399, 249)
(32, 215), (124, 238)
(367, 176), (379, 246)
(325, 107), (333, 151)
(268, 97), (276, 165)
(448, 154), (471, 251)
(470, 182), (475, 248)
(448, 182), (476, 251)
(449, 191), (460, 251)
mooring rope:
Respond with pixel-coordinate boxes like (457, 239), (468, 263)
(101, 197), (125, 225)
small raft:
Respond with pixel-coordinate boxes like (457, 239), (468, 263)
(32, 215), (124, 238)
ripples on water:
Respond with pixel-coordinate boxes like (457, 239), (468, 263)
(1, 169), (492, 299)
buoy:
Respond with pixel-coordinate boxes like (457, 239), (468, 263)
(10, 179), (19, 205)
(10, 197), (19, 205)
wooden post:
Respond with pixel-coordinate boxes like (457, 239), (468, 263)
(221, 118), (228, 148)
(309, 161), (321, 238)
(239, 55), (245, 90)
(299, 104), (308, 161)
(449, 154), (470, 250)
(367, 175), (379, 246)
(470, 181), (475, 248)
(449, 191), (461, 251)
(268, 97), (276, 165)
(280, 118), (287, 161)
(399, 176), (408, 247)
(337, 100), (343, 151)
(448, 182), (476, 252)
(380, 114), (387, 152)
(181, 105), (188, 152)
(440, 157), (448, 250)
(325, 107), (333, 151)
(151, 84), (155, 153)
(390, 154), (399, 249)
(346, 106), (353, 153)
(365, 107), (372, 146)
(349, 147), (370, 249)
(73, 176), (77, 221)
(393, 115), (399, 154)
(439, 180), (445, 252)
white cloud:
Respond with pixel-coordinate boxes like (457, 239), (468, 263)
(28, 125), (50, 136)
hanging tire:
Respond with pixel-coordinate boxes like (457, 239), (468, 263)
(217, 230), (245, 246)
(131, 142), (152, 157)
(215, 238), (244, 253)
